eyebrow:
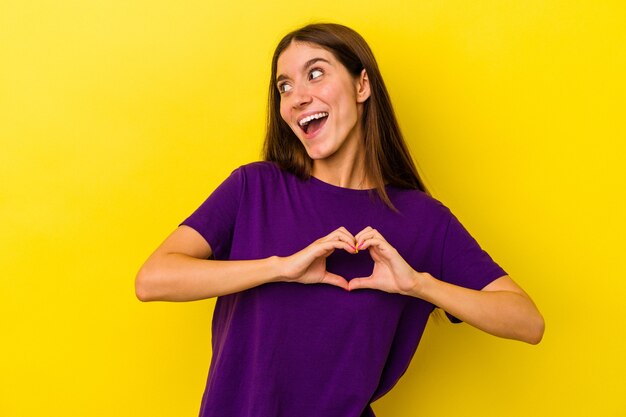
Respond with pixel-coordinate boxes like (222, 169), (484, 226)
(276, 57), (331, 84)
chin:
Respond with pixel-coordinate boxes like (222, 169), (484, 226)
(304, 144), (335, 161)
(305, 152), (326, 161)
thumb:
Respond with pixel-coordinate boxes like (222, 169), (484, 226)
(322, 271), (349, 290)
(348, 276), (375, 291)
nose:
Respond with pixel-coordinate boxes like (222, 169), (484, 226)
(290, 83), (312, 109)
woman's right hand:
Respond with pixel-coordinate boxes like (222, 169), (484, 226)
(278, 227), (357, 290)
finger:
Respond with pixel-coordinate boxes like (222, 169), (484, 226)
(330, 226), (355, 241)
(354, 226), (373, 243)
(355, 232), (374, 249)
(355, 228), (387, 249)
(325, 232), (359, 253)
(335, 226), (356, 241)
(357, 237), (394, 256)
(321, 229), (357, 248)
(313, 239), (355, 257)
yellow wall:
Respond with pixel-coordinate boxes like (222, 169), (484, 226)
(1, 1), (624, 416)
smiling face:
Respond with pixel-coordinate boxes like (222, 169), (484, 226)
(276, 41), (370, 162)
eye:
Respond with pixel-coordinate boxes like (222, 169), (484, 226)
(277, 82), (292, 94)
(309, 68), (323, 80)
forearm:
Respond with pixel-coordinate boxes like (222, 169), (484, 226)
(135, 254), (283, 302)
(413, 273), (544, 344)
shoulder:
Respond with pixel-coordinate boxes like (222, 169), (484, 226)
(236, 161), (290, 181)
(230, 161), (300, 194)
(383, 187), (459, 238)
(388, 187), (452, 220)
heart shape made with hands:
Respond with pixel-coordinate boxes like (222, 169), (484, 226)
(312, 226), (418, 295)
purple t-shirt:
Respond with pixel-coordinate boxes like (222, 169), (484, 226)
(181, 162), (506, 417)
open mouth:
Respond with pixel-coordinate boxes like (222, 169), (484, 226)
(298, 112), (328, 136)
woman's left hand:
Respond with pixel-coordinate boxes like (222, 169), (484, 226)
(348, 227), (426, 296)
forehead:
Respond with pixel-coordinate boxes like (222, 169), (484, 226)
(276, 41), (337, 74)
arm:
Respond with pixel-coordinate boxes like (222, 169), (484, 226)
(412, 274), (544, 344)
(135, 226), (281, 302)
(348, 227), (545, 344)
(135, 226), (354, 302)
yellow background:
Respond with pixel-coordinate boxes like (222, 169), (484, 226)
(1, 1), (624, 416)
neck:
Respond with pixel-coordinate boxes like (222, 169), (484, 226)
(312, 145), (372, 190)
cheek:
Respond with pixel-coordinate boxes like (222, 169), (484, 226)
(322, 84), (357, 118)
(279, 102), (290, 124)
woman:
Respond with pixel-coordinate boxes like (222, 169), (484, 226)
(136, 23), (544, 417)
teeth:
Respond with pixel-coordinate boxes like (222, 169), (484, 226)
(298, 112), (328, 126)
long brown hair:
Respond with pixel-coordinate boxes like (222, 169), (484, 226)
(263, 23), (428, 208)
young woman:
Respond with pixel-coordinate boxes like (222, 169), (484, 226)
(136, 23), (544, 417)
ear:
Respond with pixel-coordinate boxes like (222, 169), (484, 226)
(355, 69), (371, 103)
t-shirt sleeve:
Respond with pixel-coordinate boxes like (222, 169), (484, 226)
(440, 212), (507, 323)
(179, 167), (244, 260)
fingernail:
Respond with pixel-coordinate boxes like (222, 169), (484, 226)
(357, 242), (364, 250)
(349, 245), (356, 252)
